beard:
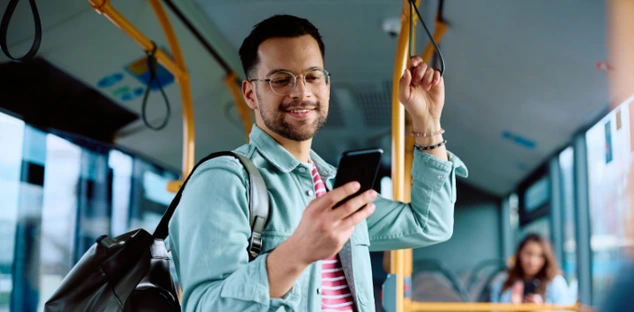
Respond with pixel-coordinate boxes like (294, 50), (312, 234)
(256, 91), (328, 141)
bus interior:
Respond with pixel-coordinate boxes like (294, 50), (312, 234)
(1, 0), (633, 311)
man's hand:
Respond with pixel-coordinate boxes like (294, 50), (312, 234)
(399, 56), (448, 161)
(288, 182), (377, 265)
(398, 56), (445, 128)
(266, 182), (377, 298)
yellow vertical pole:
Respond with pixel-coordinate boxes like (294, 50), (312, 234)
(403, 18), (448, 312)
(390, 1), (420, 311)
(147, 0), (195, 179)
(402, 13), (416, 312)
(89, 0), (196, 192)
(421, 21), (448, 63)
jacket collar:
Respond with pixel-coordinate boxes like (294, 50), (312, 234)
(249, 125), (336, 179)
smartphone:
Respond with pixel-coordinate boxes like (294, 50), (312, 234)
(523, 279), (539, 296)
(332, 148), (383, 209)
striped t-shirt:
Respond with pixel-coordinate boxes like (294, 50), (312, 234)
(310, 163), (355, 312)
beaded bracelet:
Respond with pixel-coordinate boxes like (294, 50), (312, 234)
(411, 129), (445, 137)
(414, 140), (447, 151)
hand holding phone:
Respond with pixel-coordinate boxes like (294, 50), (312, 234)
(523, 279), (539, 296)
(332, 148), (383, 209)
(281, 148), (383, 266)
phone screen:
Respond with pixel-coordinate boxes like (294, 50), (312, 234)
(332, 148), (383, 209)
(523, 279), (539, 296)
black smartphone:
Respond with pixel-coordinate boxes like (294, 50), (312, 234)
(523, 279), (539, 296)
(332, 148), (383, 209)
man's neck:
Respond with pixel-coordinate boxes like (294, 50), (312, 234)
(259, 125), (313, 163)
(282, 140), (312, 163)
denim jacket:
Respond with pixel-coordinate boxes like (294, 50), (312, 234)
(168, 125), (468, 311)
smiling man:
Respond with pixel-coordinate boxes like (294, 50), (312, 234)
(168, 14), (468, 312)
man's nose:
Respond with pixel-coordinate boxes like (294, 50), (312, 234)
(289, 76), (312, 100)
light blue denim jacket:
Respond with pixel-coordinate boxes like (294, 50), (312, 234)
(168, 125), (468, 311)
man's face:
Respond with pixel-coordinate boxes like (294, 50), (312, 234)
(245, 35), (330, 141)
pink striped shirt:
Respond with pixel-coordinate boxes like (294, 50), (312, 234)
(311, 162), (355, 312)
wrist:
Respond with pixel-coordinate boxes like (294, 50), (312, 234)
(272, 236), (311, 271)
(411, 119), (441, 133)
(414, 138), (446, 149)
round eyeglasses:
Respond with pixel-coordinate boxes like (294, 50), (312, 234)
(249, 68), (330, 96)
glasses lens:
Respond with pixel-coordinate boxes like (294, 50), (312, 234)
(269, 72), (295, 95)
(304, 69), (329, 91)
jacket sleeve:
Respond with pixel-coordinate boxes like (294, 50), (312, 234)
(366, 150), (468, 251)
(168, 156), (301, 312)
(545, 275), (573, 305)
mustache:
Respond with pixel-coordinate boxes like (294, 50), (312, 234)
(280, 100), (320, 111)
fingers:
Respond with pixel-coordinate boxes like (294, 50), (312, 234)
(423, 67), (434, 91)
(413, 62), (428, 87)
(399, 67), (412, 100)
(407, 56), (440, 90)
(433, 70), (441, 85)
(410, 55), (423, 67)
(342, 202), (376, 228)
(333, 189), (378, 219)
(316, 182), (360, 210)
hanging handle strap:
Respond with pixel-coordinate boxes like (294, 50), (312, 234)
(1, 0), (42, 62)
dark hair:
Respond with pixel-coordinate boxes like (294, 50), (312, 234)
(238, 15), (325, 79)
(501, 233), (561, 296)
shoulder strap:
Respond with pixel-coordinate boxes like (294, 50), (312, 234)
(153, 151), (270, 260)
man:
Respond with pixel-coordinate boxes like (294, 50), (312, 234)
(168, 14), (468, 311)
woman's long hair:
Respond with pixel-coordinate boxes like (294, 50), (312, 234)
(501, 233), (561, 296)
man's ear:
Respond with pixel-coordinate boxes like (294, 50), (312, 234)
(242, 80), (257, 110)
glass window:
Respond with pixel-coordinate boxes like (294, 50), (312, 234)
(509, 193), (519, 231)
(129, 158), (178, 232)
(519, 170), (551, 229)
(585, 100), (632, 305)
(38, 134), (82, 309)
(0, 111), (180, 310)
(0, 111), (25, 310)
(525, 177), (551, 213)
(559, 147), (578, 298)
(519, 216), (551, 241)
(109, 150), (133, 237)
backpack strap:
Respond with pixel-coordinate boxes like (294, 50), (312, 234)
(153, 151), (270, 261)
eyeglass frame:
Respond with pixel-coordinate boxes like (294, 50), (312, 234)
(248, 68), (331, 96)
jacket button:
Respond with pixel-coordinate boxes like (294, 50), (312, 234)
(299, 167), (307, 172)
(317, 287), (321, 294)
(306, 190), (314, 196)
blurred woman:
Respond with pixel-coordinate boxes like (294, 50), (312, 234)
(490, 233), (572, 304)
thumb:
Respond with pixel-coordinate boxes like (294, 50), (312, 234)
(399, 68), (411, 101)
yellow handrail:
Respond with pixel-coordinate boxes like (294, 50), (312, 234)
(408, 302), (587, 311)
(390, 1), (421, 311)
(403, 14), (449, 312)
(147, 0), (195, 181)
(403, 5), (417, 305)
(421, 21), (447, 63)
(88, 0), (195, 191)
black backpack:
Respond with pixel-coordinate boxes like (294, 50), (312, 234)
(44, 151), (270, 311)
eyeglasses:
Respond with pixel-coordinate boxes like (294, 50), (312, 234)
(249, 68), (331, 96)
